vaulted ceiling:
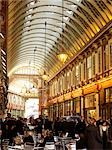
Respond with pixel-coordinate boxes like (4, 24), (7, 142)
(7, 0), (112, 79)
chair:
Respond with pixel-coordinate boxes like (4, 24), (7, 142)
(45, 142), (56, 150)
(33, 147), (44, 150)
(8, 145), (24, 150)
(24, 142), (34, 150)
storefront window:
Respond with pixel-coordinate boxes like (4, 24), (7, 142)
(49, 106), (53, 120)
(87, 56), (92, 79)
(105, 87), (112, 103)
(110, 88), (112, 102)
(53, 104), (57, 119)
(64, 101), (71, 116)
(58, 103), (63, 117)
(73, 97), (81, 115)
(85, 94), (96, 108)
(105, 88), (109, 103)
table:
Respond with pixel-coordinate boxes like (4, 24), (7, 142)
(58, 137), (72, 150)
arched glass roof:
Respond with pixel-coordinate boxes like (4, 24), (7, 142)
(7, 0), (112, 78)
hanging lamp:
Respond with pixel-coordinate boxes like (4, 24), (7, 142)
(57, 0), (68, 63)
(57, 52), (68, 64)
(42, 21), (49, 81)
(30, 47), (38, 93)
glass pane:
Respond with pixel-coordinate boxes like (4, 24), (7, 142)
(87, 56), (92, 68)
(105, 88), (109, 103)
(110, 88), (112, 102)
(104, 44), (109, 71)
(92, 55), (95, 75)
(98, 49), (101, 73)
(87, 56), (92, 79)
(84, 62), (86, 80)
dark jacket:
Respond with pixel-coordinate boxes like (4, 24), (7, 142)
(85, 124), (103, 150)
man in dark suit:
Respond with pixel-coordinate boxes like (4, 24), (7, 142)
(85, 118), (103, 150)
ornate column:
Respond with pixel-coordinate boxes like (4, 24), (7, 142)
(0, 0), (8, 119)
(95, 93), (100, 120)
(81, 96), (84, 116)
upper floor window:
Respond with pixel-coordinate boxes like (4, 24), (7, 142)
(87, 56), (92, 79)
(110, 42), (112, 67)
(92, 54), (95, 76)
(67, 71), (71, 89)
(75, 64), (81, 85)
(104, 44), (109, 71)
(83, 60), (86, 80)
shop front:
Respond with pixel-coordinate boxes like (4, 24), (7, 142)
(53, 103), (58, 119)
(49, 105), (53, 120)
(101, 87), (112, 120)
(72, 97), (81, 116)
(64, 100), (71, 116)
(84, 94), (97, 120)
(58, 102), (63, 118)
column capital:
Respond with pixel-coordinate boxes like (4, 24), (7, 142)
(78, 55), (83, 63)
(92, 43), (98, 49)
(83, 52), (88, 58)
(68, 64), (73, 71)
(87, 48), (92, 56)
(109, 28), (112, 35)
(99, 39), (103, 46)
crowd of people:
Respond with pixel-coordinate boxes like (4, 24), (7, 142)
(1, 113), (112, 150)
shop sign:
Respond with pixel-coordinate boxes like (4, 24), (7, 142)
(72, 89), (82, 98)
(57, 95), (64, 103)
(64, 92), (71, 101)
(48, 98), (57, 105)
(84, 84), (97, 95)
(100, 78), (112, 89)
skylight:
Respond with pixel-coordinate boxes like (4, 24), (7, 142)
(63, 16), (69, 21)
(66, 10), (73, 15)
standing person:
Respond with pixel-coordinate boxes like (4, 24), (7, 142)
(44, 116), (52, 131)
(108, 121), (112, 149)
(99, 121), (109, 150)
(75, 117), (86, 149)
(16, 117), (24, 135)
(96, 117), (103, 128)
(85, 118), (103, 150)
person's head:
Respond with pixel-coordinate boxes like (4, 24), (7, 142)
(37, 133), (42, 138)
(81, 116), (84, 121)
(7, 113), (11, 118)
(46, 130), (53, 137)
(90, 118), (96, 125)
(102, 121), (108, 126)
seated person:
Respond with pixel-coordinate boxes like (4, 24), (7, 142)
(44, 130), (54, 143)
(23, 131), (34, 144)
(36, 133), (45, 147)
